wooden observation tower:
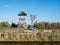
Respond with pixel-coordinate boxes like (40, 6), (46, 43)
(18, 11), (27, 28)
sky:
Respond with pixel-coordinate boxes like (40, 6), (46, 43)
(0, 0), (60, 24)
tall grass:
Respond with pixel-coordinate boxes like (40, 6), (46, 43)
(0, 28), (60, 41)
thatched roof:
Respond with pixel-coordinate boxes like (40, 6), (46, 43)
(18, 11), (27, 16)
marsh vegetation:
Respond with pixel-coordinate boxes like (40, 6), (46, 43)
(0, 22), (60, 41)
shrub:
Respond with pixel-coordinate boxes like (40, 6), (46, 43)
(0, 22), (10, 28)
(11, 23), (17, 28)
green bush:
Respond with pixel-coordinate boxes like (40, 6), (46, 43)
(0, 22), (10, 28)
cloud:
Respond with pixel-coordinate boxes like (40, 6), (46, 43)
(4, 16), (9, 19)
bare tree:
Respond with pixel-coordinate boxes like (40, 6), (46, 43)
(30, 15), (36, 29)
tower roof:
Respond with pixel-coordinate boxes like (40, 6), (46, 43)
(18, 11), (27, 16)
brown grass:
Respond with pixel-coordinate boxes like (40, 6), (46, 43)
(0, 28), (60, 41)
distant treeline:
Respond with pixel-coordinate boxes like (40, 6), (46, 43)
(0, 22), (60, 30)
(0, 22), (23, 28)
(33, 22), (60, 30)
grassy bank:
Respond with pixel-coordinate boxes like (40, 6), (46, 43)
(0, 28), (60, 41)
